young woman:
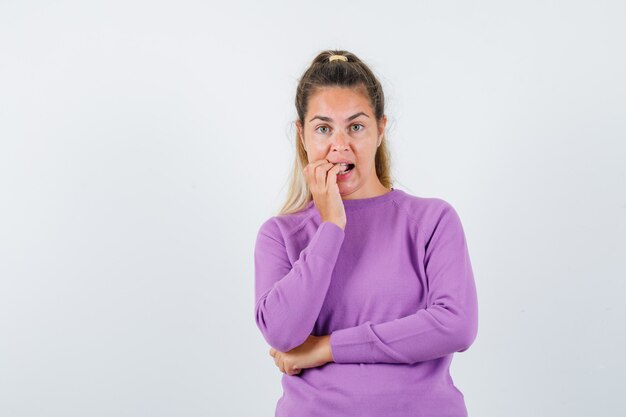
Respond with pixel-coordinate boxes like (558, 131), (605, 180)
(254, 50), (479, 417)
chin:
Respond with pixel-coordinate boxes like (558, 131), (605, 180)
(338, 184), (356, 195)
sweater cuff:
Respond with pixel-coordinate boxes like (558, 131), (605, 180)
(307, 221), (345, 263)
(330, 322), (374, 364)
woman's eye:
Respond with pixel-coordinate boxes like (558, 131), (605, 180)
(316, 126), (330, 134)
(351, 124), (364, 132)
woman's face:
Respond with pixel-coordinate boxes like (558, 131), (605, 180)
(296, 86), (387, 199)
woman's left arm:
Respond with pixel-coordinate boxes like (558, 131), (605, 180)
(328, 202), (479, 364)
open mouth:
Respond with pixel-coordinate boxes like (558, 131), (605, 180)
(337, 163), (355, 174)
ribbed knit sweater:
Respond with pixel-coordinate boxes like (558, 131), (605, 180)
(254, 188), (478, 417)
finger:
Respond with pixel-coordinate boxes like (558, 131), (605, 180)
(326, 163), (343, 187)
(314, 163), (327, 188)
(269, 348), (276, 357)
(314, 161), (335, 188)
(310, 158), (332, 167)
(284, 359), (295, 375)
(303, 159), (331, 177)
(303, 160), (328, 189)
(283, 356), (300, 376)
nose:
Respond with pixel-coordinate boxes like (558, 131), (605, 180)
(331, 130), (349, 151)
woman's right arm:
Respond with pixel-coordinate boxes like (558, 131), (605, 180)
(254, 218), (345, 353)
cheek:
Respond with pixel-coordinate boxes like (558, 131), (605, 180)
(354, 148), (377, 165)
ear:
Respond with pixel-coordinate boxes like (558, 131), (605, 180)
(377, 115), (387, 146)
(296, 120), (305, 150)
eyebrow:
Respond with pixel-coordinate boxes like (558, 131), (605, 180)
(309, 112), (370, 123)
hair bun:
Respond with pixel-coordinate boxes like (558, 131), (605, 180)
(328, 54), (348, 62)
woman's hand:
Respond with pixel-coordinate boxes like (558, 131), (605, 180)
(269, 334), (334, 376)
(303, 159), (346, 230)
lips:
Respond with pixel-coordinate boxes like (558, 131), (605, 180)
(337, 165), (354, 178)
(331, 161), (356, 174)
(336, 162), (355, 173)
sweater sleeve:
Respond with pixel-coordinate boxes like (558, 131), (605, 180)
(254, 219), (345, 353)
(329, 202), (478, 364)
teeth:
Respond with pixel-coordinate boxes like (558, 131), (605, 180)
(336, 162), (354, 174)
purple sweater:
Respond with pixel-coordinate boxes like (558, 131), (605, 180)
(254, 188), (478, 417)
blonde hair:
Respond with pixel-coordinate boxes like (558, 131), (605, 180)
(277, 50), (394, 215)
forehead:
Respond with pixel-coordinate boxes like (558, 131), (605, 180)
(307, 86), (372, 115)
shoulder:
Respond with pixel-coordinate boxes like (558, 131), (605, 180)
(392, 189), (459, 225)
(391, 189), (467, 243)
(256, 203), (317, 243)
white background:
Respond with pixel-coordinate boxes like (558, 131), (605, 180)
(1, 1), (625, 416)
